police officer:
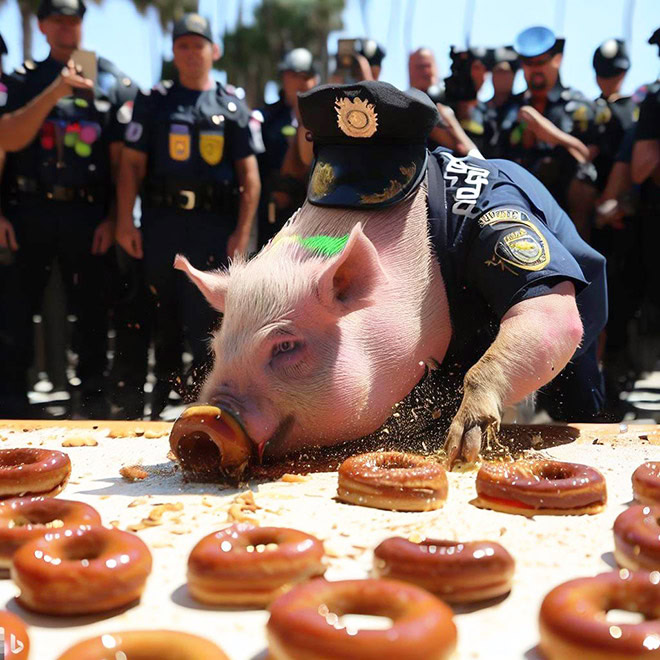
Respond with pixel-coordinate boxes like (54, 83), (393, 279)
(257, 48), (318, 248)
(0, 0), (137, 418)
(500, 27), (598, 236)
(115, 13), (261, 418)
(299, 81), (607, 464)
(631, 29), (660, 366)
(357, 39), (386, 80)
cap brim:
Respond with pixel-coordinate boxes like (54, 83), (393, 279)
(307, 144), (428, 210)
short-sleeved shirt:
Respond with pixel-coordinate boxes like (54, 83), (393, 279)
(123, 80), (261, 189)
(495, 79), (598, 209)
(426, 148), (607, 375)
(0, 56), (136, 200)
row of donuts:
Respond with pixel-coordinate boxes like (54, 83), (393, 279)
(0, 446), (658, 658)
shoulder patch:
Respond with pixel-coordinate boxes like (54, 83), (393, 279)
(481, 209), (550, 272)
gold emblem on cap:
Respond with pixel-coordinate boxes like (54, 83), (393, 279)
(335, 97), (378, 138)
(310, 162), (336, 198)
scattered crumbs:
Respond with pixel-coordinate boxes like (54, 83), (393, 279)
(108, 520), (120, 528)
(280, 473), (310, 483)
(201, 497), (213, 508)
(166, 450), (177, 462)
(500, 527), (507, 536)
(144, 429), (168, 439)
(228, 491), (260, 525)
(99, 495), (110, 500)
(639, 435), (649, 442)
(127, 502), (184, 532)
(128, 497), (148, 508)
(151, 541), (174, 549)
(62, 436), (98, 447)
(108, 428), (133, 438)
(120, 465), (148, 481)
(133, 427), (145, 437)
(26, 441), (32, 446)
(170, 526), (190, 535)
(592, 439), (603, 445)
(68, 480), (80, 485)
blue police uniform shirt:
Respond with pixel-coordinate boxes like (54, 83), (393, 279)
(0, 56), (136, 196)
(426, 148), (607, 372)
(257, 91), (295, 179)
(124, 80), (260, 188)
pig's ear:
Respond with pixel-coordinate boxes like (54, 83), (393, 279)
(316, 223), (387, 314)
(174, 254), (228, 313)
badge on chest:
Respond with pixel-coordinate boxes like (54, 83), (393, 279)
(169, 124), (191, 161)
(199, 131), (224, 165)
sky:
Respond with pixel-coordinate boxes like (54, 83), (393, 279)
(0, 0), (658, 104)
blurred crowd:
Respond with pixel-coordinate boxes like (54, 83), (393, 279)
(0, 0), (659, 423)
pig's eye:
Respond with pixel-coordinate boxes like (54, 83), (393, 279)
(272, 340), (297, 358)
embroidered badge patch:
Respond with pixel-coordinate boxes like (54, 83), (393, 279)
(335, 96), (378, 138)
(481, 208), (551, 272)
(169, 124), (190, 161)
(199, 132), (224, 165)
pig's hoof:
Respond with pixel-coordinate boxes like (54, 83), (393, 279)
(336, 451), (448, 511)
(169, 405), (253, 484)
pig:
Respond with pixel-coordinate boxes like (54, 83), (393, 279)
(174, 80), (604, 467)
(174, 180), (583, 466)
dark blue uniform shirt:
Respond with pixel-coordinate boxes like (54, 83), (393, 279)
(0, 56), (136, 207)
(124, 80), (259, 189)
(427, 148), (607, 373)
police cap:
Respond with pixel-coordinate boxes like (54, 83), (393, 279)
(649, 28), (660, 55)
(359, 39), (386, 67)
(593, 39), (630, 77)
(172, 13), (213, 43)
(299, 81), (439, 209)
(514, 26), (557, 58)
(492, 46), (520, 72)
(278, 48), (317, 75)
(0, 33), (7, 56)
(37, 0), (86, 20)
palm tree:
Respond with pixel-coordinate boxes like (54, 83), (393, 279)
(221, 0), (345, 108)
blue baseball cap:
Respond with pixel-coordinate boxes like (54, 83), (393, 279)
(515, 26), (557, 58)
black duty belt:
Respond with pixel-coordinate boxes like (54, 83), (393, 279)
(144, 183), (239, 212)
(12, 177), (104, 204)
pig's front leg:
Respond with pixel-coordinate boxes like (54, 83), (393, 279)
(444, 281), (583, 467)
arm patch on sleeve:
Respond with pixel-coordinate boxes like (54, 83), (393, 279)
(480, 208), (550, 273)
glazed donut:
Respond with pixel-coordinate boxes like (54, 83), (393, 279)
(337, 452), (448, 511)
(0, 497), (101, 568)
(11, 526), (152, 615)
(614, 504), (660, 571)
(169, 405), (253, 483)
(632, 462), (660, 506)
(57, 630), (229, 660)
(267, 578), (457, 660)
(0, 610), (29, 660)
(373, 536), (515, 603)
(188, 523), (325, 606)
(474, 459), (607, 516)
(539, 570), (660, 660)
(0, 448), (71, 499)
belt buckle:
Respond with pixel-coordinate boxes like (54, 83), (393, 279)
(179, 190), (195, 210)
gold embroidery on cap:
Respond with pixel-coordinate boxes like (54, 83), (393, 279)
(310, 162), (335, 197)
(360, 162), (416, 204)
(335, 97), (378, 138)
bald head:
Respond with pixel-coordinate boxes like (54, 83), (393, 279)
(409, 48), (438, 92)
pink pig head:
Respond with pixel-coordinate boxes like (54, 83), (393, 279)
(174, 193), (450, 460)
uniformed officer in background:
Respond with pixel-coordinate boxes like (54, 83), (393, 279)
(631, 28), (660, 370)
(115, 13), (262, 418)
(357, 39), (386, 80)
(257, 48), (318, 248)
(0, 0), (136, 418)
(500, 27), (598, 238)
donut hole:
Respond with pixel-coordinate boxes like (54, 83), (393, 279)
(62, 536), (105, 562)
(605, 609), (646, 625)
(245, 543), (279, 553)
(176, 432), (223, 474)
(536, 464), (571, 480)
(9, 515), (64, 529)
(0, 450), (39, 468)
(243, 532), (280, 553)
(317, 604), (394, 632)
